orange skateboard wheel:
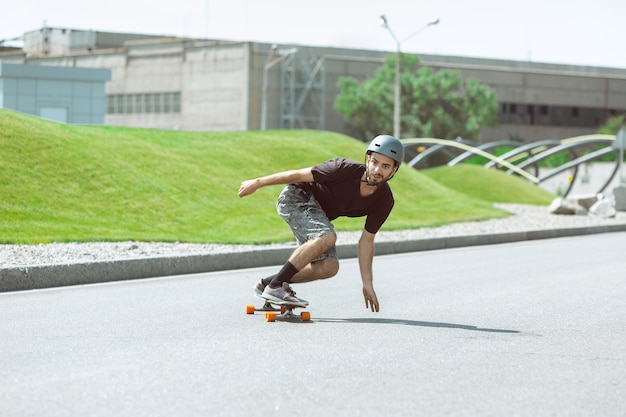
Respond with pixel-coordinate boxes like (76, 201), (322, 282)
(280, 306), (287, 314)
(265, 312), (277, 322)
(300, 311), (311, 321)
(246, 304), (255, 315)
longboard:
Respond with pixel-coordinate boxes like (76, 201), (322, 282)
(246, 293), (311, 322)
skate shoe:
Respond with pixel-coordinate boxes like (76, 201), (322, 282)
(253, 279), (266, 296)
(262, 282), (308, 307)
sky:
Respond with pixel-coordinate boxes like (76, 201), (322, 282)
(2, 0), (625, 69)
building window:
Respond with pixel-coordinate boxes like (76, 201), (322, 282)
(116, 95), (124, 113)
(145, 94), (155, 113)
(527, 105), (535, 124)
(106, 92), (181, 114)
(164, 92), (178, 113)
(497, 103), (625, 128)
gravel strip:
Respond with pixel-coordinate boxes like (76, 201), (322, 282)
(1, 204), (625, 269)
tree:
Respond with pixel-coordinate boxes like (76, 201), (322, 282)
(598, 113), (625, 135)
(334, 53), (498, 141)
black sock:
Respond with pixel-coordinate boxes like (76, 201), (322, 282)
(261, 275), (275, 287)
(269, 262), (299, 289)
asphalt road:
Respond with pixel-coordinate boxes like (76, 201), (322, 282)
(1, 232), (625, 417)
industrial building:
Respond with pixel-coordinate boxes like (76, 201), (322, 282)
(1, 26), (625, 142)
(0, 62), (110, 124)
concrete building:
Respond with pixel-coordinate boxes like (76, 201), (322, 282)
(1, 26), (625, 141)
(0, 62), (111, 124)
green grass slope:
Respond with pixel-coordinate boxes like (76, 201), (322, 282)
(421, 164), (555, 205)
(0, 109), (551, 244)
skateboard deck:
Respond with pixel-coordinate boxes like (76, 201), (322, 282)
(246, 293), (311, 322)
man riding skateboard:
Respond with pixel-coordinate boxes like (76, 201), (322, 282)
(237, 135), (404, 312)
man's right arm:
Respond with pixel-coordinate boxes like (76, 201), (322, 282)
(238, 167), (314, 198)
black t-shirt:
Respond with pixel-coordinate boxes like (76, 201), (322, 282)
(294, 158), (395, 234)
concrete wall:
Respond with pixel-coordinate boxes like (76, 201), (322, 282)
(0, 63), (110, 124)
(182, 42), (249, 131)
(13, 40), (250, 131)
(106, 40), (250, 131)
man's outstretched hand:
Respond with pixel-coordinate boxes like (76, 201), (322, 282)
(238, 179), (259, 197)
(362, 285), (380, 312)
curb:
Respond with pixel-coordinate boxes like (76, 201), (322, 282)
(2, 224), (626, 293)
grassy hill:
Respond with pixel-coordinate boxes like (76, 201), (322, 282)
(0, 109), (554, 244)
(421, 164), (555, 205)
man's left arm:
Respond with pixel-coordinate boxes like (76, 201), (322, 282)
(358, 229), (379, 312)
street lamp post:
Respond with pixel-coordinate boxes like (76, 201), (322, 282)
(380, 15), (440, 138)
(261, 45), (298, 130)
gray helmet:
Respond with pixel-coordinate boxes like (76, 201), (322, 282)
(366, 135), (404, 168)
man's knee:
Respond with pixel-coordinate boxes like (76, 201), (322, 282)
(318, 232), (337, 251)
(317, 259), (339, 279)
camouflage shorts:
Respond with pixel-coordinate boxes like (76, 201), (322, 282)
(276, 185), (338, 262)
